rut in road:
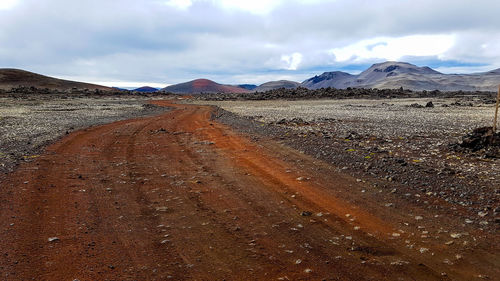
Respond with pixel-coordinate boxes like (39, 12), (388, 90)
(0, 101), (497, 280)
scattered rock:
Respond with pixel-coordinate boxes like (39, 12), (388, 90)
(301, 211), (312, 217)
(155, 206), (169, 212)
(409, 103), (424, 108)
(48, 237), (60, 242)
(390, 260), (409, 266)
(419, 247), (429, 253)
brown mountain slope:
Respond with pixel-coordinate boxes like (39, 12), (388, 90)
(0, 68), (112, 91)
(161, 79), (250, 94)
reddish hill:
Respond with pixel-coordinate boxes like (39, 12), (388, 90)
(0, 68), (112, 91)
(161, 79), (250, 94)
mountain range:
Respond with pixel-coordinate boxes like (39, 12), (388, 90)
(1, 61), (500, 93)
(302, 61), (500, 92)
(160, 62), (499, 93)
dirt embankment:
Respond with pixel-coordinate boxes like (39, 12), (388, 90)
(0, 101), (498, 280)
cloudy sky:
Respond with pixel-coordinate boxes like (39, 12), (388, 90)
(1, 0), (499, 88)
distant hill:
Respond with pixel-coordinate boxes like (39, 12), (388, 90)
(254, 80), (301, 92)
(302, 71), (355, 89)
(133, 86), (158, 93)
(0, 68), (112, 91)
(302, 61), (500, 91)
(161, 79), (250, 94)
(112, 87), (129, 91)
(238, 84), (257, 90)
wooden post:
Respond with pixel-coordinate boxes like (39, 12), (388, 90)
(494, 85), (500, 133)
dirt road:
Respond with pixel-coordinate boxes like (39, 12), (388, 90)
(0, 101), (498, 280)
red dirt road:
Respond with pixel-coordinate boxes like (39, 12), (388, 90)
(0, 101), (498, 280)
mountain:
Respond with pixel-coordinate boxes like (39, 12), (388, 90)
(485, 68), (500, 75)
(302, 61), (500, 91)
(238, 84), (257, 90)
(0, 68), (112, 91)
(112, 87), (129, 91)
(302, 71), (355, 89)
(133, 86), (158, 93)
(161, 79), (250, 94)
(254, 80), (302, 92)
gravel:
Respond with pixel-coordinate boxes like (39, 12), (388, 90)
(0, 93), (170, 174)
(201, 98), (494, 138)
(195, 97), (499, 229)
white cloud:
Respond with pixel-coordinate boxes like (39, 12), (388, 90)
(330, 34), (456, 62)
(1, 0), (499, 85)
(0, 0), (20, 10)
(173, 0), (333, 15)
(439, 31), (500, 64)
(162, 0), (285, 14)
(164, 0), (193, 10)
(281, 52), (303, 70)
(213, 0), (283, 15)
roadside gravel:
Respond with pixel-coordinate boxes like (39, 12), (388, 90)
(197, 97), (499, 230)
(0, 94), (169, 174)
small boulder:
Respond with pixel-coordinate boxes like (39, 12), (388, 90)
(48, 237), (60, 242)
(301, 211), (312, 217)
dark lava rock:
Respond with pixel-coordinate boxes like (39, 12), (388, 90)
(301, 211), (313, 216)
(425, 101), (434, 108)
(409, 103), (424, 108)
(276, 118), (310, 126)
(453, 127), (500, 158)
(193, 87), (496, 102)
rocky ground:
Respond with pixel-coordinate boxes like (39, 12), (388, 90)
(192, 96), (500, 232)
(0, 91), (171, 175)
(2, 101), (498, 280)
(0, 89), (498, 279)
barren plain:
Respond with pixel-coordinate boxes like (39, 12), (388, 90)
(0, 90), (498, 280)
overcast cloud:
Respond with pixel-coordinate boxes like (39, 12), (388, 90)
(1, 0), (499, 87)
